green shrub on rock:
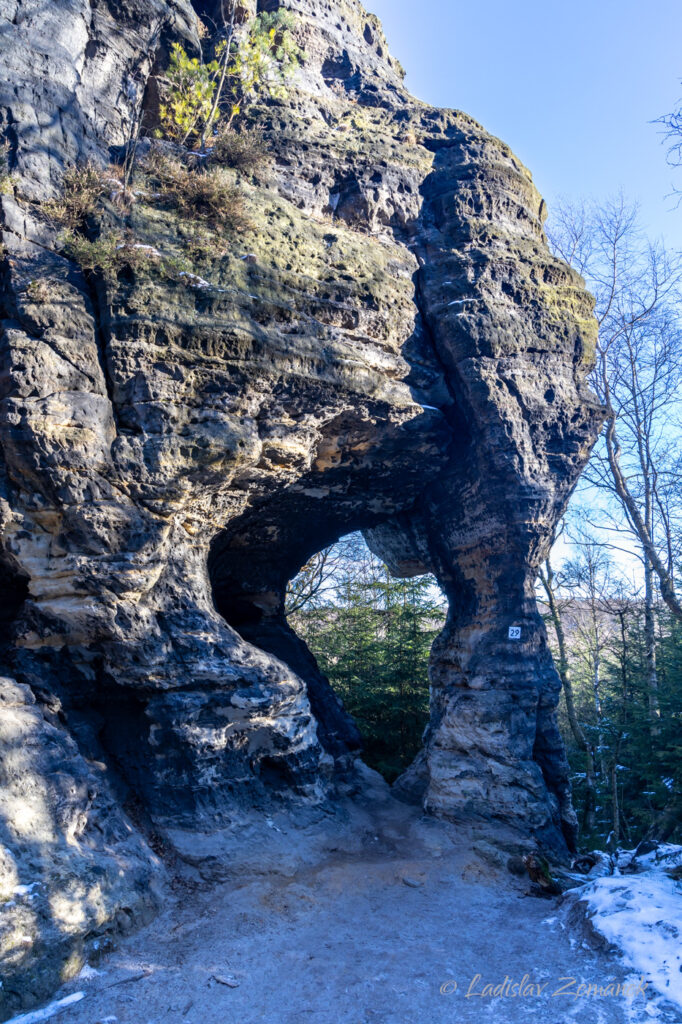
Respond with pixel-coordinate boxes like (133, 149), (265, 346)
(159, 42), (222, 146)
(158, 10), (303, 148)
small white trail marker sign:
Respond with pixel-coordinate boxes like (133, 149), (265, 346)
(508, 627), (522, 640)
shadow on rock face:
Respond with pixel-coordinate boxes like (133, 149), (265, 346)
(0, 560), (29, 668)
(0, 678), (162, 1020)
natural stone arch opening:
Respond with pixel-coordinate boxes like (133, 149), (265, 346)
(205, 476), (579, 861)
(209, 508), (397, 770)
(287, 532), (446, 785)
(209, 518), (444, 784)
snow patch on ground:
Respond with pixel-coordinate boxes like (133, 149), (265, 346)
(621, 844), (682, 875)
(12, 882), (40, 897)
(178, 271), (211, 289)
(574, 846), (682, 1013)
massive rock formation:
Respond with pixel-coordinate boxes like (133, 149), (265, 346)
(0, 0), (602, 1012)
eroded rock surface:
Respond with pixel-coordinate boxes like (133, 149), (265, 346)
(0, 0), (602, 1013)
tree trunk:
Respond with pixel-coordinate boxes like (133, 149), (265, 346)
(593, 650), (606, 778)
(539, 562), (597, 832)
(604, 409), (682, 622)
(647, 777), (682, 842)
(610, 761), (620, 846)
(643, 557), (661, 739)
(200, 2), (237, 150)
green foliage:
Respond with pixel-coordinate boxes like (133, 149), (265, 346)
(159, 42), (222, 144)
(544, 582), (682, 847)
(606, 606), (682, 840)
(61, 230), (123, 278)
(290, 536), (445, 782)
(158, 12), (303, 146)
(228, 12), (303, 117)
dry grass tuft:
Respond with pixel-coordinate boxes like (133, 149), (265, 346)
(43, 163), (114, 229)
(207, 128), (267, 174)
(61, 231), (163, 281)
(143, 150), (246, 228)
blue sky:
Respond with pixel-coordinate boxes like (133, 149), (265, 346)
(369, 0), (682, 250)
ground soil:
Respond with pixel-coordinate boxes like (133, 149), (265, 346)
(47, 774), (680, 1024)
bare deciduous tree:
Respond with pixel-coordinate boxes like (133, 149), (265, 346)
(548, 197), (682, 739)
(285, 534), (373, 616)
(539, 548), (597, 831)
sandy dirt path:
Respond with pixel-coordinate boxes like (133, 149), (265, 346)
(45, 783), (679, 1024)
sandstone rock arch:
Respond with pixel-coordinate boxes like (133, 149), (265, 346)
(0, 0), (604, 1009)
